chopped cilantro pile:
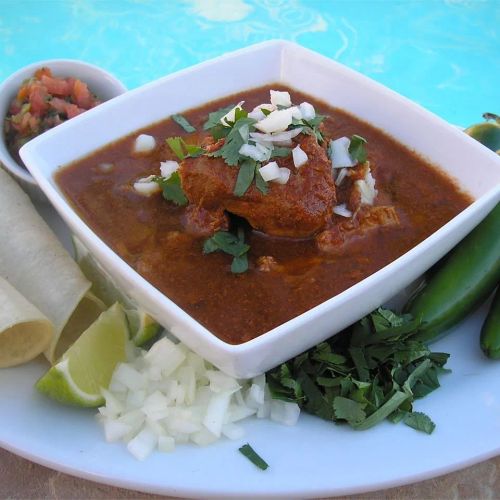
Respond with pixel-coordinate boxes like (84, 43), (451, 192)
(267, 308), (449, 434)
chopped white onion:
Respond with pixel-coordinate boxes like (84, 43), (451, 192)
(133, 176), (161, 197)
(220, 101), (245, 126)
(133, 134), (156, 154)
(248, 103), (276, 121)
(299, 102), (316, 121)
(275, 167), (291, 185)
(112, 363), (147, 391)
(333, 203), (353, 218)
(239, 143), (271, 162)
(292, 144), (308, 168)
(330, 137), (356, 168)
(270, 401), (301, 426)
(254, 108), (293, 134)
(134, 182), (160, 196)
(98, 336), (301, 461)
(158, 435), (175, 453)
(270, 90), (292, 108)
(289, 106), (303, 120)
(160, 160), (179, 179)
(273, 139), (293, 147)
(356, 168), (378, 205)
(222, 423), (245, 440)
(258, 161), (281, 182)
(250, 127), (302, 144)
(335, 167), (350, 187)
(98, 162), (114, 173)
(127, 427), (158, 461)
(103, 419), (132, 442)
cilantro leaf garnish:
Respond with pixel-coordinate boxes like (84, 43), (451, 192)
(267, 308), (449, 433)
(234, 158), (256, 197)
(301, 114), (326, 143)
(166, 137), (185, 160)
(203, 104), (236, 130)
(270, 147), (292, 158)
(255, 164), (269, 195)
(348, 134), (368, 163)
(203, 228), (250, 273)
(210, 117), (256, 166)
(238, 443), (269, 470)
(166, 137), (204, 161)
(172, 113), (196, 133)
(403, 411), (436, 434)
(153, 172), (188, 206)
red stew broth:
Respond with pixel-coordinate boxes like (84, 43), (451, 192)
(56, 86), (472, 344)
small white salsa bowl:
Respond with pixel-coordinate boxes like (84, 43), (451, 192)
(0, 59), (127, 201)
(20, 41), (500, 377)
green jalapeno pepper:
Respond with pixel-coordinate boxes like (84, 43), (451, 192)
(464, 112), (500, 154)
(405, 113), (500, 344)
(480, 285), (500, 359)
(405, 203), (500, 343)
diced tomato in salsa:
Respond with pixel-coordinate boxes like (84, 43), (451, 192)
(3, 67), (101, 166)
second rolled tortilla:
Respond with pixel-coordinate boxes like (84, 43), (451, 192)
(0, 167), (104, 363)
(0, 276), (53, 368)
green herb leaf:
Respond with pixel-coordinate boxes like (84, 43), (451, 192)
(210, 117), (256, 166)
(231, 254), (248, 273)
(348, 134), (368, 163)
(153, 172), (188, 206)
(203, 229), (250, 273)
(270, 147), (292, 158)
(166, 136), (204, 161)
(238, 444), (269, 470)
(255, 165), (268, 194)
(185, 143), (204, 157)
(353, 391), (409, 430)
(234, 159), (256, 197)
(333, 396), (366, 425)
(302, 114), (326, 143)
(172, 113), (196, 133)
(403, 411), (436, 434)
(166, 137), (186, 160)
(203, 104), (236, 130)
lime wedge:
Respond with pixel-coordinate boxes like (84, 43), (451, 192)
(72, 236), (161, 346)
(36, 303), (129, 407)
(125, 309), (161, 346)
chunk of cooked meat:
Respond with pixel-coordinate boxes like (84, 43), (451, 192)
(316, 205), (400, 253)
(181, 205), (229, 236)
(179, 134), (336, 238)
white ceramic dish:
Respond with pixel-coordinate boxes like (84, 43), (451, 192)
(20, 40), (500, 378)
(0, 59), (127, 201)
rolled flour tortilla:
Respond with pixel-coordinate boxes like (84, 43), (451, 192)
(0, 276), (53, 367)
(0, 168), (104, 363)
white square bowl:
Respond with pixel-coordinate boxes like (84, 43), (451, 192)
(20, 40), (500, 378)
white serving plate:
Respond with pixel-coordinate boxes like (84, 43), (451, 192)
(20, 40), (500, 378)
(0, 231), (499, 499)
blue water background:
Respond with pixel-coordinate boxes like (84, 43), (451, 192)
(0, 0), (498, 127)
